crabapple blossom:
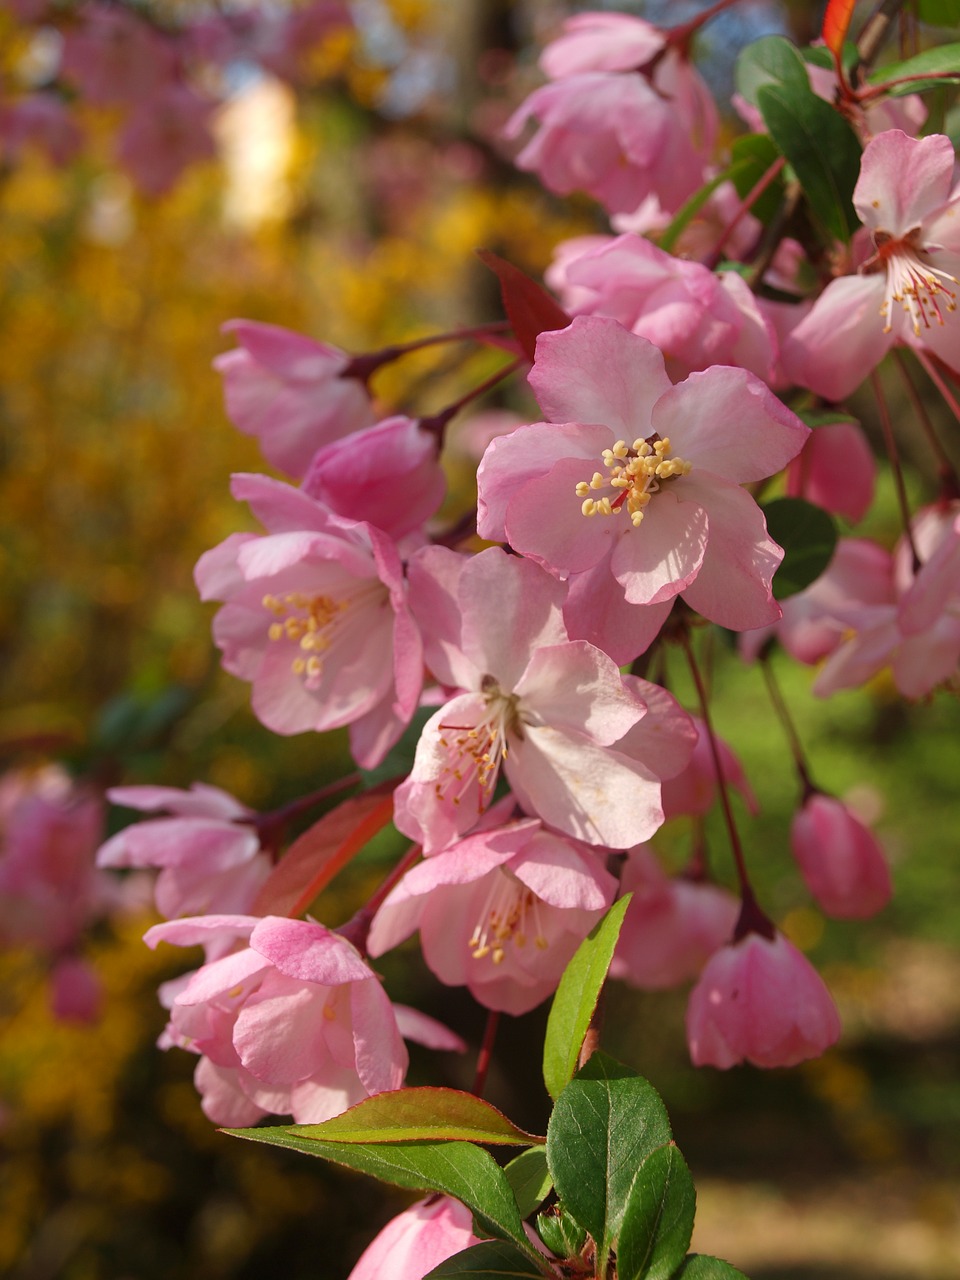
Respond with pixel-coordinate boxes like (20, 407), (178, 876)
(784, 420), (876, 524)
(61, 4), (177, 107)
(814, 507), (960, 698)
(0, 766), (107, 953)
(660, 718), (759, 821)
(686, 929), (842, 1069)
(368, 817), (618, 1015)
(115, 84), (217, 198)
(346, 1195), (480, 1280)
(611, 845), (738, 990)
(301, 414), (445, 544)
(214, 320), (374, 478)
(477, 317), (808, 642)
(506, 11), (716, 220)
(791, 793), (892, 919)
(504, 72), (707, 218)
(97, 783), (270, 922)
(546, 235), (776, 384)
(195, 473), (422, 767)
(783, 130), (960, 400)
(145, 915), (408, 1127)
(395, 545), (671, 851)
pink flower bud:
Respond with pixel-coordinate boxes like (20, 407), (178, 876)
(686, 931), (841, 1069)
(790, 793), (892, 919)
(347, 1196), (479, 1280)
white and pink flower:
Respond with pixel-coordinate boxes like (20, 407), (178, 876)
(368, 817), (617, 1015)
(477, 317), (808, 648)
(195, 474), (423, 768)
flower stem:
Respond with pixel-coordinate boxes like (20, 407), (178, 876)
(893, 351), (959, 499)
(678, 627), (754, 900)
(421, 357), (524, 446)
(335, 841), (422, 955)
(760, 653), (816, 798)
(344, 323), (512, 385)
(870, 368), (921, 574)
(706, 155), (786, 270)
(253, 772), (363, 854)
(666, 0), (745, 50)
(472, 1009), (501, 1097)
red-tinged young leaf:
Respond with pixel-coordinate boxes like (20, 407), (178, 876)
(288, 1087), (544, 1146)
(821, 0), (855, 61)
(477, 250), (571, 364)
(251, 788), (397, 917)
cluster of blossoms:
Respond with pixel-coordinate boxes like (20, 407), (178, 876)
(0, 3), (945, 1275)
(0, 0), (353, 194)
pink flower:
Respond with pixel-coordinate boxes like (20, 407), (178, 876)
(395, 545), (665, 851)
(784, 420), (876, 524)
(214, 321), (374, 479)
(49, 955), (103, 1024)
(783, 131), (960, 400)
(611, 846), (738, 990)
(301, 415), (445, 543)
(686, 930), (841, 1069)
(0, 766), (107, 953)
(115, 84), (217, 197)
(98, 783), (270, 922)
(814, 507), (960, 698)
(548, 235), (776, 384)
(477, 317), (808, 638)
(347, 1195), (479, 1280)
(194, 473), (423, 768)
(504, 72), (707, 217)
(145, 915), (408, 1126)
(61, 4), (177, 107)
(791, 793), (892, 920)
(0, 95), (83, 167)
(368, 818), (617, 1015)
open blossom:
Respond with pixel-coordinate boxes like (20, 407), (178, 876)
(368, 818), (618, 1015)
(814, 506), (960, 698)
(783, 130), (960, 400)
(506, 10), (716, 220)
(686, 930), (842, 1069)
(347, 1196), (480, 1280)
(214, 320), (374, 478)
(98, 783), (270, 922)
(791, 793), (892, 920)
(145, 915), (408, 1127)
(195, 473), (422, 768)
(394, 545), (669, 852)
(611, 845), (738, 990)
(477, 317), (808, 642)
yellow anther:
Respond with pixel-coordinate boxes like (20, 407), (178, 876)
(268, 623), (284, 641)
(582, 498), (597, 516)
(575, 481), (590, 497)
(590, 472), (605, 489)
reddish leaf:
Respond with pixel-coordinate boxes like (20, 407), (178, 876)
(252, 788), (397, 917)
(477, 249), (571, 364)
(290, 1086), (544, 1145)
(821, 0), (855, 60)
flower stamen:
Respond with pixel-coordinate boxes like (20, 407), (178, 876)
(576, 434), (692, 527)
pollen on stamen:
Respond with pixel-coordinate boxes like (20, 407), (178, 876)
(577, 434), (692, 526)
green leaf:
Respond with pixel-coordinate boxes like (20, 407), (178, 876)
(504, 1147), (553, 1218)
(728, 134), (785, 226)
(917, 0), (960, 26)
(674, 1255), (751, 1280)
(756, 83), (861, 243)
(222, 1130), (536, 1258)
(542, 895), (632, 1103)
(616, 1145), (697, 1280)
(289, 1088), (542, 1146)
(763, 496), (838, 599)
(868, 43), (960, 96)
(658, 173), (734, 254)
(424, 1240), (551, 1279)
(545, 1053), (673, 1274)
(734, 35), (809, 107)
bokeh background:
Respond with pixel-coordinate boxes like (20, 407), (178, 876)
(1, 2), (959, 1277)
